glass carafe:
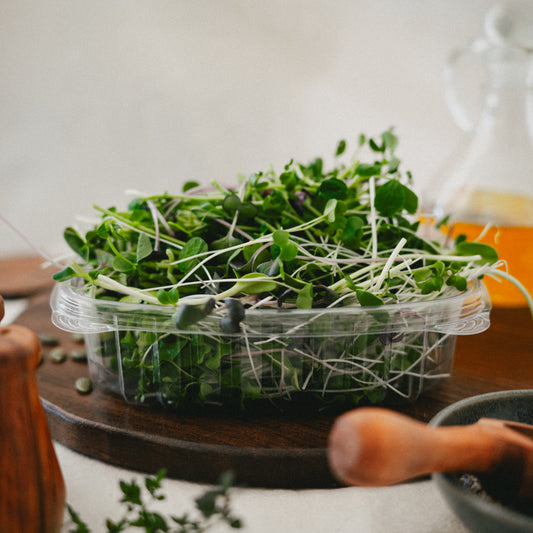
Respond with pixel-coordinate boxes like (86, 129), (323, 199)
(429, 2), (533, 307)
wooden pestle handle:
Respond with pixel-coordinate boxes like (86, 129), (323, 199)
(327, 407), (528, 487)
(0, 324), (66, 533)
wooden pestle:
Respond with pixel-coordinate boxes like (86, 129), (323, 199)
(0, 294), (66, 533)
(328, 407), (533, 505)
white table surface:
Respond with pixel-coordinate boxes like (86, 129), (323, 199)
(5, 299), (469, 533)
(56, 442), (468, 533)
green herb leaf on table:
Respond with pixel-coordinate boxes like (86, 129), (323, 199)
(65, 470), (242, 533)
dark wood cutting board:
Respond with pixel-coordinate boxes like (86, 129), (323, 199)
(5, 258), (533, 489)
(0, 256), (55, 298)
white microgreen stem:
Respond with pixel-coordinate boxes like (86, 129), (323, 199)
(402, 252), (483, 263)
(247, 294), (275, 309)
(330, 257), (414, 293)
(95, 274), (161, 305)
(372, 237), (407, 292)
(170, 237), (269, 285)
(488, 268), (533, 317)
(227, 210), (239, 242)
(147, 200), (161, 251)
(241, 327), (263, 392)
(68, 261), (92, 281)
(213, 218), (254, 241)
(473, 222), (493, 242)
(132, 188), (226, 202)
(94, 205), (184, 249)
(147, 200), (176, 250)
(169, 235), (274, 270)
(279, 349), (286, 398)
(368, 177), (378, 261)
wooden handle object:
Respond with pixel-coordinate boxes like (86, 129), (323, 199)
(327, 407), (532, 492)
(0, 323), (66, 533)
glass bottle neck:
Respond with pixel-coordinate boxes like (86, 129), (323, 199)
(476, 49), (532, 139)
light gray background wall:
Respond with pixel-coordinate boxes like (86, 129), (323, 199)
(1, 0), (500, 257)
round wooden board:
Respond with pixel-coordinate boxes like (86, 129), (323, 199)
(13, 291), (533, 489)
(0, 256), (55, 298)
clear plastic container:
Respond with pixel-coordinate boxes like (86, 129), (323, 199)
(51, 280), (491, 413)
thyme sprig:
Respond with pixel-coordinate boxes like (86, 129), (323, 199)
(66, 470), (242, 533)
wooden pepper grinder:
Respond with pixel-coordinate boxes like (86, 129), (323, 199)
(0, 295), (66, 533)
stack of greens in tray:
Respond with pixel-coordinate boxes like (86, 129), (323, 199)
(53, 130), (517, 411)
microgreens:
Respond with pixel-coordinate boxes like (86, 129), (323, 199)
(52, 129), (532, 410)
(54, 129), (505, 307)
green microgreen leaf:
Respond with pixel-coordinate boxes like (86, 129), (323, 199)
(374, 178), (405, 217)
(52, 266), (78, 282)
(273, 229), (290, 247)
(402, 183), (418, 214)
(447, 274), (467, 291)
(388, 156), (400, 173)
(356, 289), (388, 323)
(296, 283), (313, 309)
(323, 198), (338, 222)
(136, 233), (153, 263)
(340, 216), (364, 247)
(112, 255), (135, 273)
(178, 236), (208, 272)
(382, 129), (398, 154)
(211, 235), (243, 262)
(249, 171), (266, 189)
(279, 170), (298, 191)
(242, 242), (270, 269)
(279, 241), (298, 261)
(237, 202), (257, 220)
(234, 272), (277, 294)
(355, 162), (381, 177)
(222, 194), (241, 216)
(156, 287), (179, 305)
(256, 259), (281, 277)
(369, 138), (383, 152)
(309, 157), (323, 177)
(418, 277), (444, 294)
(356, 290), (384, 307)
(455, 241), (499, 265)
(183, 180), (200, 192)
(262, 190), (286, 213)
(64, 227), (87, 260)
(335, 139), (347, 156)
(413, 267), (432, 282)
(318, 178), (347, 200)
